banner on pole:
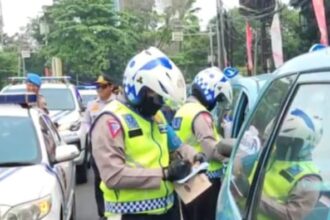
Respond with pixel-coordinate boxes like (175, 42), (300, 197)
(246, 22), (253, 72)
(270, 12), (284, 68)
(312, 0), (328, 45)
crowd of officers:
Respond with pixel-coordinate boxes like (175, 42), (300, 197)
(80, 47), (235, 220)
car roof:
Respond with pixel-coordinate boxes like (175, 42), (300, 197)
(274, 47), (330, 76)
(0, 105), (30, 117)
(3, 83), (74, 91)
(79, 89), (97, 95)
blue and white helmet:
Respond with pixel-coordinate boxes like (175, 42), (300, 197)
(278, 108), (323, 158)
(192, 67), (234, 108)
(123, 47), (186, 105)
(309, 43), (327, 52)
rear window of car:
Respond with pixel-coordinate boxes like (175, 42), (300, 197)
(0, 116), (41, 164)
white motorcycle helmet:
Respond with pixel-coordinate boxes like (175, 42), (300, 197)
(123, 47), (186, 106)
(191, 67), (235, 110)
(276, 108), (323, 160)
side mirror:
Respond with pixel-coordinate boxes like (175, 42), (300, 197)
(55, 144), (80, 163)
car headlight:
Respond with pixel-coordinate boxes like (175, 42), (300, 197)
(69, 121), (81, 131)
(58, 120), (81, 132)
(2, 195), (51, 220)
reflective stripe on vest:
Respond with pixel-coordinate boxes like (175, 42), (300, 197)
(174, 101), (223, 178)
(99, 100), (174, 216)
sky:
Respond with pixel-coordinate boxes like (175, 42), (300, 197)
(1, 0), (289, 36)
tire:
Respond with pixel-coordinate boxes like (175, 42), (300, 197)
(70, 193), (77, 220)
(76, 162), (88, 184)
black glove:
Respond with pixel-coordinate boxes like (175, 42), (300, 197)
(164, 160), (191, 181)
(193, 152), (208, 164)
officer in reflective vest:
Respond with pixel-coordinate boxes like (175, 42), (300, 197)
(173, 67), (234, 220)
(81, 74), (116, 219)
(239, 109), (323, 220)
(91, 47), (199, 220)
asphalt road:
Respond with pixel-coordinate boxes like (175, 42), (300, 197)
(76, 169), (99, 220)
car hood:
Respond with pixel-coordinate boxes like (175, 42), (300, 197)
(50, 110), (80, 125)
(0, 165), (54, 206)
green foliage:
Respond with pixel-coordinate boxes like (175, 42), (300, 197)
(40, 0), (140, 80)
(0, 51), (19, 87)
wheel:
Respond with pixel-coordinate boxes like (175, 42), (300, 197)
(69, 193), (76, 220)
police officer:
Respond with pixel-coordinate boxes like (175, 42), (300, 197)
(172, 67), (233, 220)
(81, 74), (116, 220)
(26, 73), (48, 114)
(91, 47), (198, 220)
(254, 109), (322, 219)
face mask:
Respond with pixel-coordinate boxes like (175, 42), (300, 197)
(138, 94), (164, 117)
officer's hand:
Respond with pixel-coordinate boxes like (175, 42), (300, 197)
(193, 152), (208, 164)
(164, 160), (191, 181)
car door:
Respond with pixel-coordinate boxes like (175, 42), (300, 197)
(249, 72), (330, 220)
(216, 74), (296, 220)
(41, 115), (75, 206)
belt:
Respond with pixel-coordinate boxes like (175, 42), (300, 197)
(104, 193), (174, 214)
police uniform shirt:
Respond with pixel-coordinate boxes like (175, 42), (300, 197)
(81, 94), (116, 134)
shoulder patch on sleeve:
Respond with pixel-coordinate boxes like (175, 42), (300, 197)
(107, 119), (122, 138)
(172, 117), (182, 130)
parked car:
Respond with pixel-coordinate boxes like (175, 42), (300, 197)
(77, 85), (97, 110)
(1, 76), (89, 184)
(216, 48), (330, 220)
(0, 93), (79, 220)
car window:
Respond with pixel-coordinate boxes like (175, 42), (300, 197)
(213, 86), (241, 137)
(81, 94), (97, 107)
(231, 92), (249, 138)
(254, 83), (330, 220)
(42, 115), (62, 146)
(0, 117), (40, 163)
(228, 75), (295, 216)
(39, 116), (56, 162)
(41, 88), (75, 111)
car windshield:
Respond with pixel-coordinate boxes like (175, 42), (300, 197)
(3, 88), (75, 111)
(80, 94), (97, 107)
(41, 88), (75, 111)
(0, 116), (40, 165)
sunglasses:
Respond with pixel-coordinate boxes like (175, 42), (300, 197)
(96, 84), (109, 90)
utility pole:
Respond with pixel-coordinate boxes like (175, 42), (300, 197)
(216, 0), (225, 69)
(209, 25), (215, 66)
(0, 0), (3, 50)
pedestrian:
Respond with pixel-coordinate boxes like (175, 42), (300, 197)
(26, 73), (49, 114)
(172, 67), (233, 220)
(91, 47), (200, 220)
(80, 73), (116, 220)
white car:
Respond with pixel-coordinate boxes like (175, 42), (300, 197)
(1, 77), (89, 184)
(77, 85), (97, 110)
(0, 93), (79, 220)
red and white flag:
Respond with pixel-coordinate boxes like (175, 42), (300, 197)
(246, 22), (253, 72)
(312, 0), (328, 45)
(270, 12), (284, 68)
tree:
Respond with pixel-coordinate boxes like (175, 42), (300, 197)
(0, 51), (19, 87)
(38, 0), (140, 81)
